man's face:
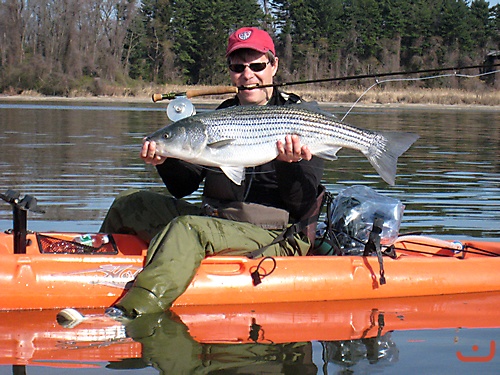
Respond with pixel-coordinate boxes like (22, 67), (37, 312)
(229, 50), (278, 106)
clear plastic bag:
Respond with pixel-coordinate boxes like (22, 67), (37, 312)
(318, 185), (404, 255)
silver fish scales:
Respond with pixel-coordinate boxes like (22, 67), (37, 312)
(147, 104), (419, 185)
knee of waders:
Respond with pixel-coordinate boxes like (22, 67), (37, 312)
(112, 189), (152, 207)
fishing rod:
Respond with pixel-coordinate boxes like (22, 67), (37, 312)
(239, 62), (500, 91)
(152, 62), (500, 101)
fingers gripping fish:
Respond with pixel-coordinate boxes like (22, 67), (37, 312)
(146, 104), (419, 185)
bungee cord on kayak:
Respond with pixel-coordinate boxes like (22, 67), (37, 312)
(390, 241), (500, 258)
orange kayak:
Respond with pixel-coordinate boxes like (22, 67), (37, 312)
(0, 229), (499, 311)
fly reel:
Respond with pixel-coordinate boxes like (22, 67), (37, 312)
(166, 97), (196, 122)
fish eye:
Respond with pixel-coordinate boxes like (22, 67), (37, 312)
(163, 132), (170, 139)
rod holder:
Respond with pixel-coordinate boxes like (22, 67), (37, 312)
(1, 190), (45, 254)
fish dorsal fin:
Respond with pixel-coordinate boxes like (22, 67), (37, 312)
(208, 139), (235, 149)
(220, 166), (245, 185)
(314, 146), (343, 161)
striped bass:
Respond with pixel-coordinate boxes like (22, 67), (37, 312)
(146, 104), (419, 185)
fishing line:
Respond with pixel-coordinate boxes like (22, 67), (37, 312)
(341, 68), (500, 121)
(237, 62), (500, 92)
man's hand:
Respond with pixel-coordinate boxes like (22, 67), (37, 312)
(276, 134), (312, 163)
(141, 139), (167, 165)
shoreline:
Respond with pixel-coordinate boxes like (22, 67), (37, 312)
(1, 90), (499, 111)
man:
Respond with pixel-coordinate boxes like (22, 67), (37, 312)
(101, 27), (324, 318)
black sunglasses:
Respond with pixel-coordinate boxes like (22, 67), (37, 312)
(228, 62), (270, 73)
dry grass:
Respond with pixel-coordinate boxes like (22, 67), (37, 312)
(292, 87), (500, 107)
(3, 83), (500, 107)
(151, 84), (500, 107)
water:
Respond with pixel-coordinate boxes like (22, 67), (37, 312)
(0, 100), (499, 374)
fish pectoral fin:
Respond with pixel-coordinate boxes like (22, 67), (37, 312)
(207, 139), (236, 149)
(314, 146), (342, 161)
(220, 166), (245, 185)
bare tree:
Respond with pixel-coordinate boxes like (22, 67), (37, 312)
(0, 0), (25, 66)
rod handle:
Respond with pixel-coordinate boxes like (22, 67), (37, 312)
(152, 86), (239, 102)
(152, 93), (175, 102)
(185, 86), (239, 98)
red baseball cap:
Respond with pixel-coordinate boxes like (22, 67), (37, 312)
(226, 27), (275, 57)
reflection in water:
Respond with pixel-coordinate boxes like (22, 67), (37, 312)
(320, 334), (398, 372)
(0, 102), (176, 231)
(114, 310), (396, 375)
(2, 293), (498, 373)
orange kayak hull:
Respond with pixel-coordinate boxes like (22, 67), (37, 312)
(0, 232), (499, 310)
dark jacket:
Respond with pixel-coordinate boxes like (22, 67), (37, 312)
(156, 89), (324, 222)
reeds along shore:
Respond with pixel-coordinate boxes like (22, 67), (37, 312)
(3, 84), (500, 107)
(295, 87), (500, 107)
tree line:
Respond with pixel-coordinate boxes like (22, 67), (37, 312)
(0, 0), (498, 96)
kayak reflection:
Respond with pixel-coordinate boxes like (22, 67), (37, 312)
(112, 292), (499, 374)
(118, 310), (397, 374)
(2, 292), (498, 373)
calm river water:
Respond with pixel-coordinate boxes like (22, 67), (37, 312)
(0, 100), (499, 374)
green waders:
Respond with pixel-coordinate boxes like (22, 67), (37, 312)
(100, 189), (311, 316)
(100, 189), (201, 243)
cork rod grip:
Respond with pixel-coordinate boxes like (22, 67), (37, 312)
(152, 86), (239, 102)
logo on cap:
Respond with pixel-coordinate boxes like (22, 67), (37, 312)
(238, 31), (252, 41)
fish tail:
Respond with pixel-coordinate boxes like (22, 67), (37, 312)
(365, 131), (420, 185)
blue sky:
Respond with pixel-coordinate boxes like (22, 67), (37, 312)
(489, 0), (499, 5)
